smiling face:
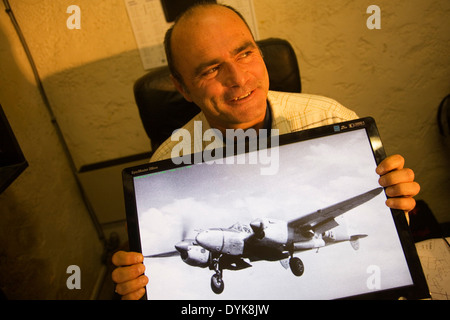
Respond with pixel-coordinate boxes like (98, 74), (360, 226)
(169, 5), (270, 132)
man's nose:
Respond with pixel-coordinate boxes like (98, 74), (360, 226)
(222, 63), (249, 88)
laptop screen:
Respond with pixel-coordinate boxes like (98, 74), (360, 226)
(123, 117), (429, 300)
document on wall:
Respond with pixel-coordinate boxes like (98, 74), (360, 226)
(416, 237), (450, 300)
(124, 0), (259, 70)
(226, 0), (260, 39)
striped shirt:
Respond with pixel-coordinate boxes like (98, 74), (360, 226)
(150, 91), (358, 162)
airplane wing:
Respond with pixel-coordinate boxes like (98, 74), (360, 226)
(288, 187), (383, 238)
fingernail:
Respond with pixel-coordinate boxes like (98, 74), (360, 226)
(136, 254), (144, 263)
(376, 165), (384, 174)
(386, 198), (395, 208)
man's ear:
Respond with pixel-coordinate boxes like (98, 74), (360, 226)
(170, 74), (193, 102)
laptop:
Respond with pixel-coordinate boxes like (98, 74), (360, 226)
(122, 117), (429, 300)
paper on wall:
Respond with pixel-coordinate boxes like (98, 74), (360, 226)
(124, 0), (259, 70)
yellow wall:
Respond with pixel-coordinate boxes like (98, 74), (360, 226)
(0, 1), (104, 299)
(6, 0), (151, 169)
(0, 0), (449, 299)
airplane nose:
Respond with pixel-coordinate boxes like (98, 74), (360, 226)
(195, 230), (224, 253)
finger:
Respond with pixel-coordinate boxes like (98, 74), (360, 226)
(112, 263), (145, 284)
(386, 197), (417, 213)
(376, 154), (405, 175)
(115, 274), (148, 297)
(122, 287), (147, 300)
(378, 168), (415, 187)
(112, 251), (143, 267)
(384, 181), (420, 198)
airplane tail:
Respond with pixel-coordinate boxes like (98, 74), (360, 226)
(349, 234), (368, 250)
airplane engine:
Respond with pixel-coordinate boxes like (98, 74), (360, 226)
(250, 218), (288, 246)
(175, 241), (210, 268)
(184, 246), (210, 267)
(196, 229), (245, 256)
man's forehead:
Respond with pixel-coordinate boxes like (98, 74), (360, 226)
(171, 6), (254, 71)
(177, 5), (241, 26)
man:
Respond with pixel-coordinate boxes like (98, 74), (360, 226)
(112, 3), (420, 300)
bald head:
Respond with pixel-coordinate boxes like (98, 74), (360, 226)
(164, 4), (254, 85)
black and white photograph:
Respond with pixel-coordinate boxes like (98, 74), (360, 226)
(132, 128), (413, 299)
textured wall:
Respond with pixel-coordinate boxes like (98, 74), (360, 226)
(0, 5), (104, 298)
(7, 0), (151, 169)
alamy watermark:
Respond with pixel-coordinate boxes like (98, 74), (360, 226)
(366, 5), (381, 30)
(366, 265), (381, 290)
(170, 121), (280, 176)
(66, 5), (380, 31)
(66, 5), (81, 30)
(66, 265), (81, 290)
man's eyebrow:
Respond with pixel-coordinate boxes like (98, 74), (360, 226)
(193, 41), (258, 77)
(194, 58), (222, 77)
(232, 41), (257, 56)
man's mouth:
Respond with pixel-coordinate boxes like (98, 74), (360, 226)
(231, 91), (253, 102)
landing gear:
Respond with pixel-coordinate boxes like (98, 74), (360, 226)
(289, 257), (304, 277)
(210, 256), (224, 294)
(211, 272), (224, 294)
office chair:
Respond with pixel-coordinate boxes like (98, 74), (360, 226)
(133, 38), (301, 151)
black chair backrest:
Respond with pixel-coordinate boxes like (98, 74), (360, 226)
(133, 38), (301, 151)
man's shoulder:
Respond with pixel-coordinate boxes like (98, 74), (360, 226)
(267, 91), (358, 133)
(268, 91), (346, 109)
(149, 112), (210, 163)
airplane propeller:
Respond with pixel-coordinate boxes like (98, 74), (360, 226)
(144, 218), (194, 259)
(145, 251), (179, 258)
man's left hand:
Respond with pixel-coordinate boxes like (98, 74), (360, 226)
(376, 154), (420, 213)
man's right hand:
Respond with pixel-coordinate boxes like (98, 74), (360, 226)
(111, 251), (148, 300)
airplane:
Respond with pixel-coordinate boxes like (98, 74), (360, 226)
(145, 187), (383, 294)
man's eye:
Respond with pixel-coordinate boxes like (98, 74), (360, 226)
(240, 51), (253, 59)
(203, 67), (219, 76)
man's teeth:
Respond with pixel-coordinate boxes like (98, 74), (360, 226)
(233, 92), (251, 101)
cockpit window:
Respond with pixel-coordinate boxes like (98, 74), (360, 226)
(229, 223), (242, 231)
